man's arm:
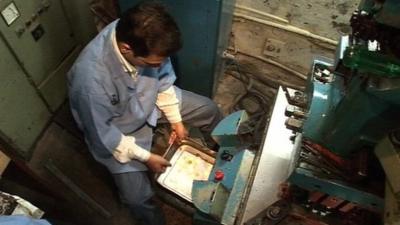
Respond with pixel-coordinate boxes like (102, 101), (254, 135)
(156, 58), (188, 141)
(156, 85), (188, 141)
(113, 135), (171, 173)
(72, 92), (170, 173)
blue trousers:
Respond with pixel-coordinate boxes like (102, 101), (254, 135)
(113, 171), (163, 225)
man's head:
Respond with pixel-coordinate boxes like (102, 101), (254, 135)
(116, 1), (182, 67)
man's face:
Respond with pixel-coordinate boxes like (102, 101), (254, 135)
(118, 42), (166, 68)
(134, 54), (165, 68)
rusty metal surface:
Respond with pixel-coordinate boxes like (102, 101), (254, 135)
(320, 196), (345, 209)
(244, 200), (290, 225)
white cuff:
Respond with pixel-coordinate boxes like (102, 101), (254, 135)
(113, 135), (151, 163)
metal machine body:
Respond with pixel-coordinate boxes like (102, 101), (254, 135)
(281, 0), (400, 224)
(0, 0), (77, 111)
(158, 106), (285, 225)
(288, 52), (386, 212)
(0, 0), (95, 158)
(188, 87), (304, 225)
(192, 111), (256, 225)
(301, 38), (400, 157)
(360, 0), (400, 30)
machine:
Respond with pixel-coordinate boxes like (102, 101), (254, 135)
(158, 0), (400, 224)
(0, 0), (74, 159)
(0, 0), (95, 159)
(266, 0), (399, 224)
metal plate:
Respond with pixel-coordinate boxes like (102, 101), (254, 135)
(1, 2), (20, 26)
(157, 143), (215, 202)
(0, 0), (76, 86)
(239, 87), (297, 224)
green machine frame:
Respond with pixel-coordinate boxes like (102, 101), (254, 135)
(0, 0), (96, 159)
(287, 0), (400, 214)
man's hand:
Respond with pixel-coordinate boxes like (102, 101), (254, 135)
(171, 122), (188, 142)
(146, 153), (171, 173)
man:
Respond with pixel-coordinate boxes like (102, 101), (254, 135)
(67, 1), (222, 225)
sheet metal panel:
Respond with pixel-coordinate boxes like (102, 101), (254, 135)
(239, 87), (296, 224)
(0, 0), (76, 90)
(0, 36), (51, 158)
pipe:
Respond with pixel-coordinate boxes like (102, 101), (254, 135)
(228, 48), (308, 80)
(234, 12), (338, 46)
(226, 71), (305, 91)
(235, 5), (289, 24)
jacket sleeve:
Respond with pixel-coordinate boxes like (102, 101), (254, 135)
(70, 92), (150, 162)
(156, 86), (181, 123)
(158, 57), (177, 92)
(156, 58), (181, 123)
(0, 216), (51, 225)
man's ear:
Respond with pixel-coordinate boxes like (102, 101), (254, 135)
(118, 42), (133, 55)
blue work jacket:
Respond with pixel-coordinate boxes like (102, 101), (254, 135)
(0, 216), (51, 225)
(67, 20), (176, 173)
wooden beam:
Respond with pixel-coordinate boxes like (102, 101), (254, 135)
(0, 150), (10, 175)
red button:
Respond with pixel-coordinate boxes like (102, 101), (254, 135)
(214, 170), (224, 181)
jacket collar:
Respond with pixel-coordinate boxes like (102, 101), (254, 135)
(101, 20), (131, 80)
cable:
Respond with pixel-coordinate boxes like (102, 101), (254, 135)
(222, 58), (273, 147)
(224, 59), (270, 113)
(227, 48), (308, 80)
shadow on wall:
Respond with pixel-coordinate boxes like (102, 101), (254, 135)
(89, 0), (118, 31)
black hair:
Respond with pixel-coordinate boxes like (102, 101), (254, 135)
(116, 1), (182, 57)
